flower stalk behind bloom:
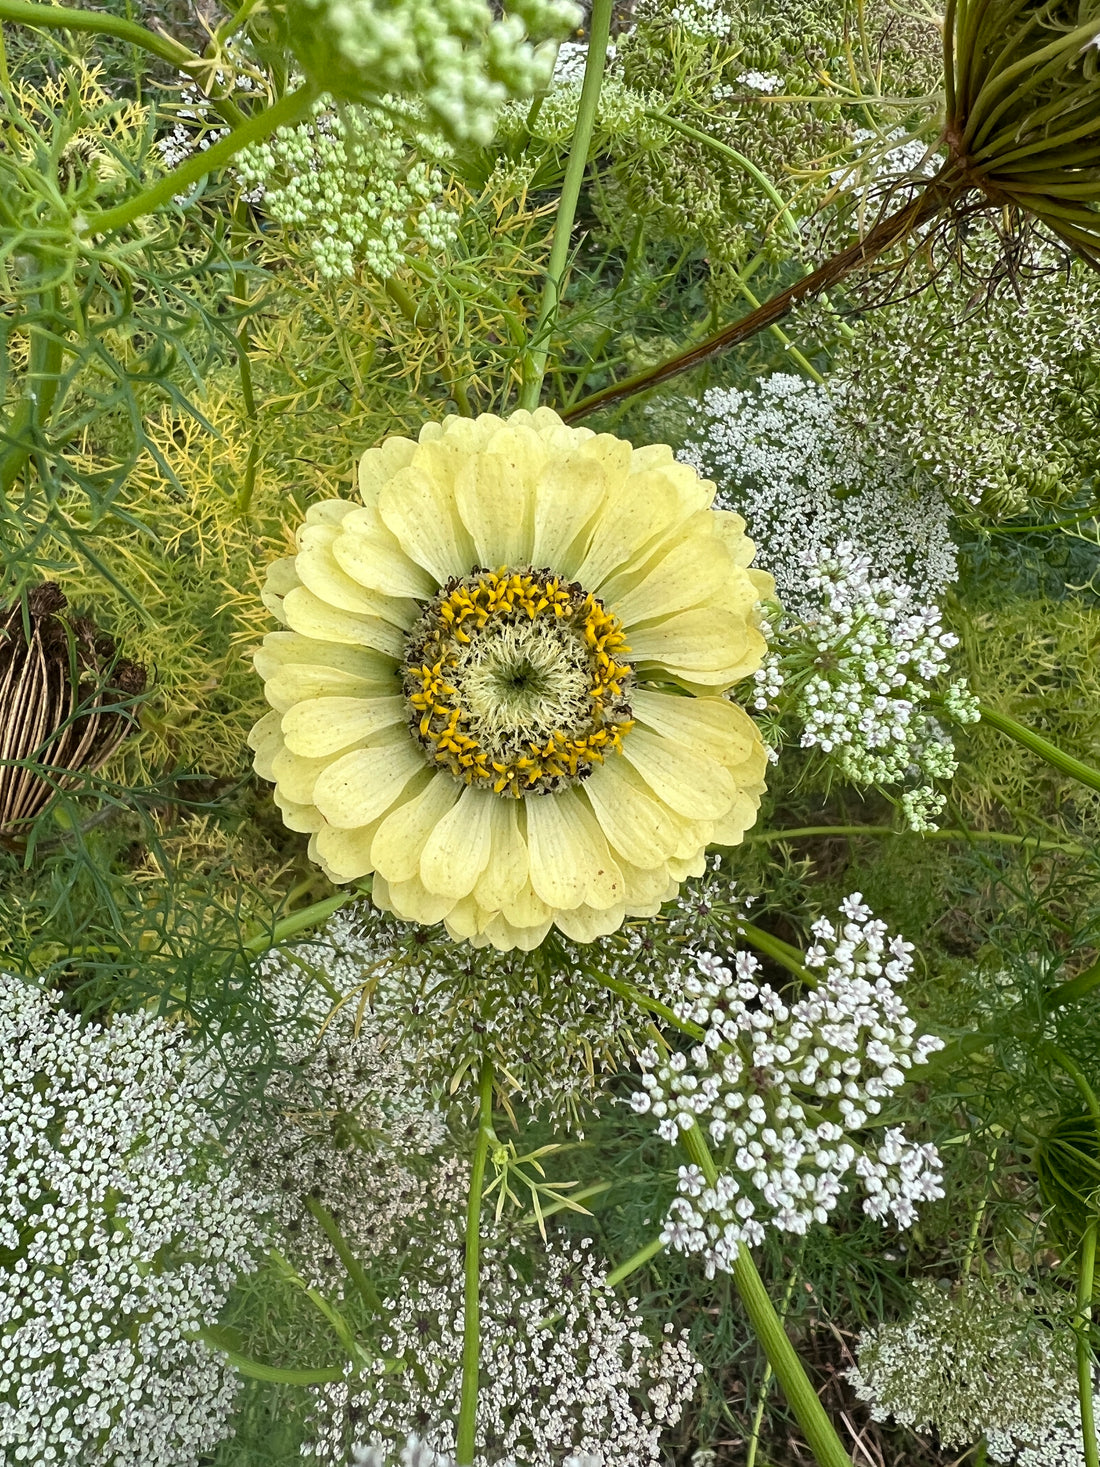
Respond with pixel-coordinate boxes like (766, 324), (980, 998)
(250, 407), (772, 951)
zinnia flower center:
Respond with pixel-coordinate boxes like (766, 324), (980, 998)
(401, 566), (635, 797)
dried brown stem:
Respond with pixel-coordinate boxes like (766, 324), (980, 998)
(560, 172), (971, 424)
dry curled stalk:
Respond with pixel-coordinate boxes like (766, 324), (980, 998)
(0, 583), (146, 842)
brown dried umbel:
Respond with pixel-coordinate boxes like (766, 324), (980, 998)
(0, 584), (146, 842)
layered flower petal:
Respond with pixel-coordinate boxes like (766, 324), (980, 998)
(251, 407), (774, 950)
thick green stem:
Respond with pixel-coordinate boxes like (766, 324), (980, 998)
(736, 920), (816, 987)
(518, 0), (612, 411)
(1077, 1216), (1099, 1467)
(80, 83), (316, 237)
(0, 279), (64, 497)
(0, 0), (245, 125)
(680, 1124), (854, 1467)
(606, 1235), (665, 1289)
(1050, 959), (1100, 1013)
(304, 1196), (384, 1315)
(971, 703), (1100, 796)
(456, 1059), (495, 1466)
(242, 890), (361, 955)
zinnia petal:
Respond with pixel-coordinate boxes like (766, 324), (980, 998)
(311, 732), (425, 828)
(250, 407), (774, 950)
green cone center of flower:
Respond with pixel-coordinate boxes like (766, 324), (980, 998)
(401, 566), (635, 797)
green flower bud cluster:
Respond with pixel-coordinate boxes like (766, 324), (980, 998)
(234, 96), (459, 280)
(284, 0), (582, 144)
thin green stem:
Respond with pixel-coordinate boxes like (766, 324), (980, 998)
(741, 824), (1089, 857)
(642, 109), (803, 247)
(81, 83), (316, 237)
(456, 1059), (496, 1466)
(733, 275), (825, 383)
(242, 890), (362, 955)
(1077, 1216), (1099, 1467)
(606, 1234), (665, 1289)
(680, 1124), (853, 1467)
(591, 968), (706, 1040)
(736, 920), (816, 987)
(518, 0), (612, 411)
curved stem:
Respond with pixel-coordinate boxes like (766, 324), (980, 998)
(0, 0), (245, 125)
(680, 1123), (854, 1467)
(560, 176), (963, 422)
(80, 82), (317, 237)
(456, 1059), (496, 1465)
(642, 109), (804, 247)
(518, 0), (612, 411)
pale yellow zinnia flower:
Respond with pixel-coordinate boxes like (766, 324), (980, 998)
(249, 407), (772, 950)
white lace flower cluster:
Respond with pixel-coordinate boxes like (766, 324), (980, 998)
(677, 374), (957, 617)
(631, 896), (945, 1278)
(238, 945), (453, 1293)
(306, 1235), (699, 1465)
(352, 1440), (603, 1467)
(832, 225), (1100, 516)
(756, 544), (979, 831)
(848, 1280), (1100, 1467)
(288, 0), (581, 143)
(0, 973), (268, 1467)
(234, 96), (458, 279)
(282, 902), (659, 1130)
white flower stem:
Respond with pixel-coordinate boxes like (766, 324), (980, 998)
(456, 1058), (496, 1465)
(681, 1123), (855, 1467)
(518, 0), (613, 412)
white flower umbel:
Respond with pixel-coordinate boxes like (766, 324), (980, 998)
(305, 1234), (699, 1465)
(848, 1280), (1100, 1467)
(758, 544), (980, 831)
(352, 1438), (605, 1466)
(234, 96), (459, 281)
(831, 224), (1100, 516)
(237, 943), (454, 1292)
(679, 374), (957, 616)
(633, 897), (945, 1278)
(0, 973), (269, 1466)
(263, 901), (675, 1131)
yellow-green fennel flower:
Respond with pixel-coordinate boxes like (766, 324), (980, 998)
(249, 407), (772, 950)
